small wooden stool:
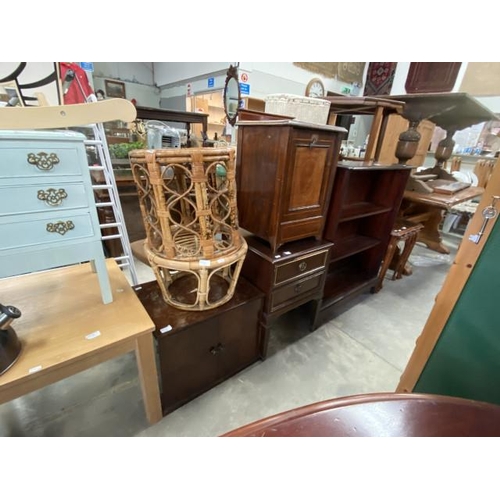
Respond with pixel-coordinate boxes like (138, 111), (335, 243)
(375, 219), (423, 292)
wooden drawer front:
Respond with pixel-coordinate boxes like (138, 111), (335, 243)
(158, 300), (261, 412)
(270, 271), (324, 312)
(0, 213), (95, 250)
(0, 146), (81, 178)
(275, 250), (328, 286)
(279, 216), (323, 243)
(0, 183), (89, 216)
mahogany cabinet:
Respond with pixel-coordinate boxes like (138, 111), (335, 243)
(240, 231), (333, 358)
(313, 161), (411, 328)
(236, 120), (346, 252)
(135, 277), (264, 415)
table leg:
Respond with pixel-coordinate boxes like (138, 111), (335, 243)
(417, 207), (450, 254)
(259, 313), (271, 360)
(135, 333), (162, 424)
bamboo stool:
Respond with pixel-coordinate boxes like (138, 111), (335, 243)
(129, 147), (247, 311)
(375, 219), (423, 292)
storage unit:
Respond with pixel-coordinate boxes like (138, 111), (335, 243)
(236, 119), (346, 252)
(135, 277), (264, 415)
(0, 129), (112, 304)
(240, 232), (333, 358)
(313, 161), (411, 328)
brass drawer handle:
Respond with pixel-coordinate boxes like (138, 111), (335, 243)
(210, 342), (225, 355)
(27, 152), (60, 171)
(46, 220), (75, 235)
(294, 283), (302, 294)
(37, 188), (68, 206)
(298, 261), (307, 272)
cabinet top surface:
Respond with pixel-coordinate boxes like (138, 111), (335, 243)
(241, 230), (333, 262)
(0, 259), (154, 389)
(136, 277), (264, 338)
(338, 160), (413, 171)
(237, 119), (347, 134)
(0, 129), (86, 141)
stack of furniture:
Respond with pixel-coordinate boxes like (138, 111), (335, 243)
(235, 115), (412, 348)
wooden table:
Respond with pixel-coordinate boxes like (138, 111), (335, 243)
(222, 393), (500, 437)
(401, 186), (484, 253)
(0, 259), (162, 425)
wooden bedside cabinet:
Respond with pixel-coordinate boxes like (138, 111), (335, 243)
(236, 120), (345, 252)
(135, 277), (264, 415)
(0, 130), (112, 304)
(240, 232), (333, 358)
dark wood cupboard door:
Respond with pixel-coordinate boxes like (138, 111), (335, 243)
(405, 62), (461, 93)
(279, 131), (338, 242)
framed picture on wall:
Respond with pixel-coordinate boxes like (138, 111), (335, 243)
(105, 79), (126, 99)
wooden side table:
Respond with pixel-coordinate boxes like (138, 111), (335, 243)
(135, 277), (264, 415)
(0, 259), (162, 425)
(240, 233), (333, 358)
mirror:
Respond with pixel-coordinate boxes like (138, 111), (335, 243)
(223, 64), (241, 126)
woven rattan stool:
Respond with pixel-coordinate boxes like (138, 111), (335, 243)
(375, 219), (423, 292)
(129, 147), (247, 310)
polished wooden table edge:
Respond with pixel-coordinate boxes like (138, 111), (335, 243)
(404, 186), (484, 209)
(221, 392), (500, 437)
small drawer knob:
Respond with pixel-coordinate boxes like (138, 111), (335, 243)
(209, 342), (225, 355)
(294, 283), (302, 294)
(38, 188), (68, 206)
(27, 152), (60, 171)
(298, 261), (307, 272)
(46, 220), (75, 235)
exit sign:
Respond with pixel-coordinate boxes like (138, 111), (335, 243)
(341, 86), (352, 95)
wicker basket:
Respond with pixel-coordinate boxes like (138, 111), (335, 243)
(264, 94), (330, 125)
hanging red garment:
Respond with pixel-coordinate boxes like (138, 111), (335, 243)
(59, 62), (94, 104)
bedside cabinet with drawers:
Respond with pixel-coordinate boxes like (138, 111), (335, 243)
(0, 129), (112, 304)
(240, 231), (333, 358)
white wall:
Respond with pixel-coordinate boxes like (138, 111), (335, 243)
(94, 62), (155, 86)
(92, 62), (160, 108)
(154, 63), (231, 87)
(93, 76), (160, 108)
(156, 62), (365, 108)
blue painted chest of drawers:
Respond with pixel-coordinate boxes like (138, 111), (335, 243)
(0, 129), (113, 304)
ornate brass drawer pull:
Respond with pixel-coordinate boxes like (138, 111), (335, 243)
(298, 261), (307, 272)
(27, 152), (60, 171)
(37, 188), (68, 206)
(46, 221), (75, 235)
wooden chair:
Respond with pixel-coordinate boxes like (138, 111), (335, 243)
(450, 156), (462, 172)
(375, 219), (423, 292)
(473, 159), (495, 188)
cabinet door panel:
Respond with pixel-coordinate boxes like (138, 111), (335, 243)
(282, 134), (335, 222)
(288, 146), (328, 210)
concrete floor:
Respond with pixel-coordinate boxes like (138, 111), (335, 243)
(0, 236), (459, 437)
